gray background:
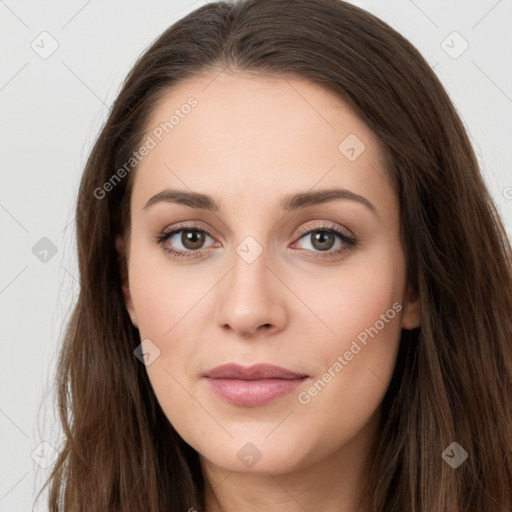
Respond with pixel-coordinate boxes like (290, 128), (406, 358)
(1, 0), (511, 509)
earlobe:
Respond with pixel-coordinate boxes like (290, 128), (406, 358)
(115, 235), (138, 328)
(401, 283), (421, 330)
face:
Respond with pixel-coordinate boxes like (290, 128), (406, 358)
(117, 71), (420, 477)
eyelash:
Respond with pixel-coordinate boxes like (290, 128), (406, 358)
(155, 222), (358, 260)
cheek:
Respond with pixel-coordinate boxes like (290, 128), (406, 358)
(127, 244), (206, 338)
(126, 248), (214, 426)
(290, 249), (405, 418)
(295, 244), (406, 365)
(127, 259), (208, 446)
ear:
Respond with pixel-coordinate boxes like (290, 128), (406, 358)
(401, 283), (421, 330)
(115, 234), (138, 328)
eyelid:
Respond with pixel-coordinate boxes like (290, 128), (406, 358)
(161, 220), (222, 241)
(294, 220), (353, 239)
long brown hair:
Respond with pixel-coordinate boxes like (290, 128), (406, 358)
(37, 0), (512, 510)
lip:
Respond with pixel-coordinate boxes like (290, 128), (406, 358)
(202, 363), (309, 407)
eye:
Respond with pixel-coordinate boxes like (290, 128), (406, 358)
(156, 224), (218, 259)
(291, 224), (357, 259)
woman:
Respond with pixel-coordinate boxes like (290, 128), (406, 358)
(38, 0), (512, 510)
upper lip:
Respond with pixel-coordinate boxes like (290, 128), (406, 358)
(202, 363), (308, 380)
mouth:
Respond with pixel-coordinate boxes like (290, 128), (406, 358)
(201, 363), (309, 407)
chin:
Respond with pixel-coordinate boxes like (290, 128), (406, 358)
(202, 447), (305, 475)
(193, 428), (318, 475)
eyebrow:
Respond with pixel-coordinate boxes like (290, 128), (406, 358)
(143, 187), (377, 215)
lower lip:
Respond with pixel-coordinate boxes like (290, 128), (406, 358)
(204, 377), (307, 407)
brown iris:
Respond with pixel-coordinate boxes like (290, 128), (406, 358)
(181, 230), (206, 250)
(310, 230), (335, 251)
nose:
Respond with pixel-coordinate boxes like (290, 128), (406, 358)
(214, 246), (288, 338)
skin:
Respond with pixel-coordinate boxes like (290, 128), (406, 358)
(117, 70), (421, 511)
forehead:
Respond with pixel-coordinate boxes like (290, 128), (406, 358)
(131, 71), (393, 213)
